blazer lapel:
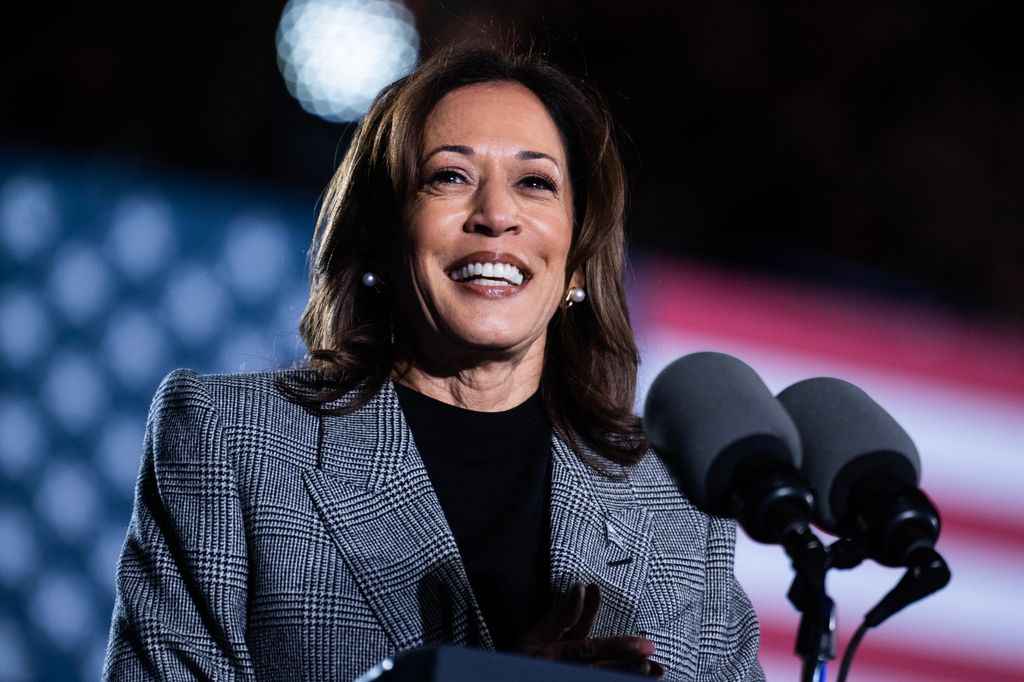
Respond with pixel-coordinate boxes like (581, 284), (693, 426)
(548, 436), (654, 637)
(302, 381), (493, 652)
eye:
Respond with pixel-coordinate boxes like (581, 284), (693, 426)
(520, 174), (557, 192)
(427, 168), (468, 185)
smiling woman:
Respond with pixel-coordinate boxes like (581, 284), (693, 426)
(103, 43), (765, 681)
(396, 82), (576, 408)
(298, 44), (644, 465)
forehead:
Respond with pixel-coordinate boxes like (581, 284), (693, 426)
(422, 82), (568, 163)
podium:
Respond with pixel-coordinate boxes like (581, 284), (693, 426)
(356, 645), (649, 681)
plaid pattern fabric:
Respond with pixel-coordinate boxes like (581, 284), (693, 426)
(103, 369), (764, 681)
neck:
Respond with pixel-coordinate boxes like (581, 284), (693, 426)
(392, 341), (545, 412)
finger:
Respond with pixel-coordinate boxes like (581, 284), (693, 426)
(531, 582), (586, 639)
(559, 636), (654, 663)
(563, 582), (601, 641)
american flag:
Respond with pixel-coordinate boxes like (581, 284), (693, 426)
(632, 257), (1024, 681)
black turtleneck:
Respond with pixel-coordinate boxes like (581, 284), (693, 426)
(394, 382), (553, 650)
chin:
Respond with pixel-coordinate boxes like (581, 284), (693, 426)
(445, 324), (534, 355)
(457, 333), (522, 353)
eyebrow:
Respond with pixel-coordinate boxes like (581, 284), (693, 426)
(422, 145), (560, 166)
(516, 150), (558, 163)
(424, 144), (474, 159)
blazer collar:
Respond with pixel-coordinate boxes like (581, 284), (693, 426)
(303, 380), (492, 652)
(303, 380), (653, 650)
(548, 436), (654, 637)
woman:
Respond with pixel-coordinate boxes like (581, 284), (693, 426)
(104, 44), (764, 681)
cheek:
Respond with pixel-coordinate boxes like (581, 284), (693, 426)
(399, 218), (440, 277)
(402, 218), (431, 261)
(551, 203), (575, 257)
(404, 204), (463, 260)
(549, 227), (575, 283)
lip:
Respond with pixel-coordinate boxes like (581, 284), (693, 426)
(459, 282), (525, 298)
(447, 251), (532, 279)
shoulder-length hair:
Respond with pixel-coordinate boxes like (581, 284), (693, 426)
(296, 42), (647, 467)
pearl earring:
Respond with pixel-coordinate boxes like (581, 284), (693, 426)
(565, 287), (586, 307)
(361, 272), (379, 288)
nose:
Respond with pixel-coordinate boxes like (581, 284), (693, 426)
(465, 179), (521, 237)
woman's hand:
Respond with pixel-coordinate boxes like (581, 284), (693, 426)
(512, 582), (664, 677)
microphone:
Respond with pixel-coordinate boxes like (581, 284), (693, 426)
(643, 352), (811, 545)
(777, 378), (952, 682)
(775, 377), (940, 568)
(644, 352), (840, 676)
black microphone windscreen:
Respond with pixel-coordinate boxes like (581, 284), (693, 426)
(776, 377), (920, 531)
(643, 352), (801, 513)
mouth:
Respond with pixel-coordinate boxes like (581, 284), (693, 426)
(447, 252), (530, 287)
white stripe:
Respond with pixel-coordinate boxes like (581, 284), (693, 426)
(735, 534), (1024, 667)
(759, 651), (956, 682)
(637, 327), (1024, 672)
(637, 328), (1024, 516)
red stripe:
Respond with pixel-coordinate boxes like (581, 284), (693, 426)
(760, 619), (1022, 680)
(937, 498), (1024, 557)
(633, 257), (1024, 400)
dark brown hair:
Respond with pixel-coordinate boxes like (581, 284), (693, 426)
(296, 42), (646, 467)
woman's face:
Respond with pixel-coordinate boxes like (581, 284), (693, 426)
(395, 81), (576, 365)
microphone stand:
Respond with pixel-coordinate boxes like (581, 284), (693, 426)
(779, 508), (834, 682)
(730, 466), (835, 682)
(833, 544), (951, 682)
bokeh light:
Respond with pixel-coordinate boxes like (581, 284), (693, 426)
(0, 176), (60, 261)
(0, 397), (46, 479)
(0, 286), (52, 368)
(107, 196), (175, 282)
(276, 0), (419, 122)
(0, 160), (311, 681)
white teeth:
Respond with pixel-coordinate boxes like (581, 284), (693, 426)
(448, 261), (525, 285)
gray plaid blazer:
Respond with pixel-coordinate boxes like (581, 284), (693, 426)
(104, 369), (764, 681)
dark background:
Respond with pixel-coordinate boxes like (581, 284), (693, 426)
(4, 0), (1022, 321)
(1, 4), (1021, 680)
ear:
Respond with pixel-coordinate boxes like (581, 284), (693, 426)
(569, 269), (586, 290)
